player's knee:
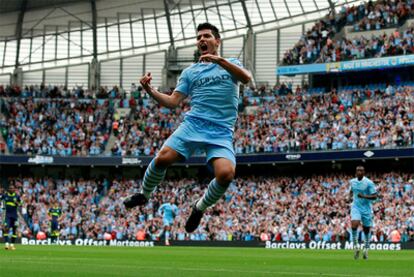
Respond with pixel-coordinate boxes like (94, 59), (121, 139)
(154, 149), (175, 168)
(215, 167), (235, 185)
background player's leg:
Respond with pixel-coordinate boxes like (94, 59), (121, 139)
(196, 158), (235, 211)
(11, 224), (17, 250)
(3, 226), (10, 249)
(3, 217), (11, 249)
(351, 220), (360, 259)
(362, 225), (371, 259)
(51, 221), (59, 242)
(351, 220), (360, 246)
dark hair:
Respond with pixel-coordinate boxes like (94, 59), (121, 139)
(197, 22), (220, 39)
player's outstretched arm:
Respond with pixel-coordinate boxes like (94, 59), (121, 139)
(140, 72), (186, 108)
(199, 54), (252, 84)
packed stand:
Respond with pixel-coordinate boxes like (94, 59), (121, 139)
(234, 83), (414, 153)
(281, 17), (340, 65)
(0, 84), (127, 99)
(110, 96), (189, 157)
(110, 85), (186, 157)
(112, 83), (414, 156)
(344, 0), (413, 32)
(0, 113), (7, 154)
(3, 98), (113, 156)
(281, 0), (414, 65)
(0, 84), (93, 98)
(4, 172), (413, 242)
(2, 82), (413, 156)
(317, 25), (414, 63)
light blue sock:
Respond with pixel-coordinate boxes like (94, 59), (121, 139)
(364, 231), (370, 250)
(142, 159), (167, 198)
(196, 179), (228, 211)
(352, 229), (358, 247)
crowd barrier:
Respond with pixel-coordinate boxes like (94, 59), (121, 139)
(1, 148), (413, 166)
(7, 238), (413, 250)
(277, 54), (414, 75)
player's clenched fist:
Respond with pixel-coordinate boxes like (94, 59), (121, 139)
(140, 72), (152, 90)
(199, 54), (222, 63)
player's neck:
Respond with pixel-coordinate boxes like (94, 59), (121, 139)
(357, 176), (364, 181)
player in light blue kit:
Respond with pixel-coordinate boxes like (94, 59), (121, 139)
(158, 198), (179, 244)
(124, 23), (251, 233)
(158, 198), (179, 227)
(349, 166), (378, 260)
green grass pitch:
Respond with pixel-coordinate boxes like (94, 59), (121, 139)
(1, 245), (413, 276)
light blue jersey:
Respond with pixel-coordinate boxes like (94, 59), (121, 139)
(158, 203), (179, 226)
(350, 177), (376, 227)
(351, 177), (376, 213)
(164, 57), (243, 165)
(175, 58), (241, 130)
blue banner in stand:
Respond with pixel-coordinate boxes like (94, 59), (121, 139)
(276, 54), (414, 75)
(0, 148), (413, 166)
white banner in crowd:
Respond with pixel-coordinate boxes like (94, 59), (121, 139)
(21, 238), (154, 247)
(18, 238), (407, 251)
(265, 241), (402, 251)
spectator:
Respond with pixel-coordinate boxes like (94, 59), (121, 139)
(6, 171), (413, 242)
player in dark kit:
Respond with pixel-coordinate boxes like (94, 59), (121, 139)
(48, 199), (63, 242)
(1, 184), (22, 250)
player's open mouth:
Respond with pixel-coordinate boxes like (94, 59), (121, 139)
(200, 44), (208, 52)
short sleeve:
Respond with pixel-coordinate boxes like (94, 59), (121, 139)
(348, 180), (354, 192)
(368, 180), (377, 195)
(175, 68), (190, 96)
(228, 58), (244, 68)
(158, 204), (166, 213)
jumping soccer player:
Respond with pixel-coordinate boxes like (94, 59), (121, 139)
(349, 166), (378, 260)
(124, 22), (251, 233)
(48, 199), (63, 242)
(1, 184), (22, 250)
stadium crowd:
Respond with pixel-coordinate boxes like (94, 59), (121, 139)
(281, 0), (414, 65)
(283, 24), (414, 64)
(0, 83), (128, 99)
(110, 83), (414, 155)
(344, 0), (413, 32)
(3, 172), (413, 242)
(2, 98), (113, 156)
(110, 99), (188, 157)
(234, 84), (414, 153)
(316, 25), (414, 63)
(1, 83), (413, 156)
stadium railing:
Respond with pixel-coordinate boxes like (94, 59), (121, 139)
(1, 147), (413, 166)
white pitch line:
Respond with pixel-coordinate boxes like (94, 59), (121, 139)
(152, 266), (399, 277)
(2, 258), (400, 277)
